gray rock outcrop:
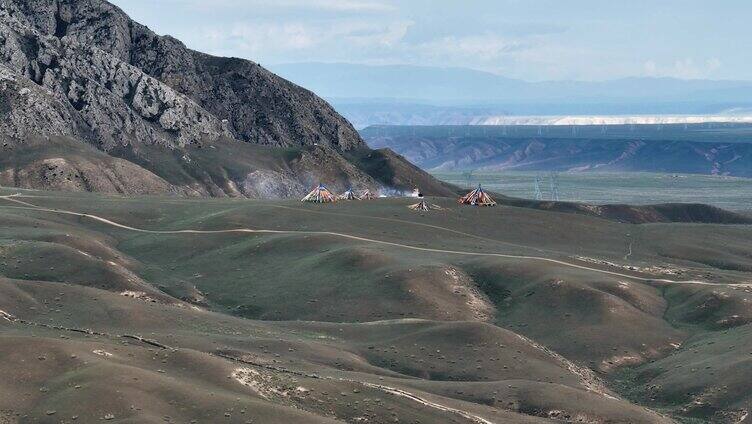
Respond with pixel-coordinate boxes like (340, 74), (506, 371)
(0, 5), (230, 150)
(0, 0), (454, 198)
(1, 0), (363, 150)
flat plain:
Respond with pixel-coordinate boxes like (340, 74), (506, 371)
(433, 171), (752, 211)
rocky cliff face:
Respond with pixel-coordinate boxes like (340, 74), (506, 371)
(0, 3), (229, 151)
(2, 0), (363, 151)
(0, 0), (454, 197)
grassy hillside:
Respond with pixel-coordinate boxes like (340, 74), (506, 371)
(0, 135), (455, 198)
(1, 188), (751, 422)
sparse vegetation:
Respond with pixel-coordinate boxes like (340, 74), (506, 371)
(1, 188), (750, 422)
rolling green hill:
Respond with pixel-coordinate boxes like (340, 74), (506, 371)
(1, 187), (751, 422)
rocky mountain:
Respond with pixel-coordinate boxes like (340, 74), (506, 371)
(0, 0), (455, 197)
(363, 125), (752, 176)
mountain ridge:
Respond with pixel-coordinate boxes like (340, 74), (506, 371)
(272, 63), (752, 128)
(271, 62), (752, 103)
(0, 0), (456, 198)
(362, 125), (752, 177)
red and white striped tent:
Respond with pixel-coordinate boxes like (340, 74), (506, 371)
(458, 185), (497, 207)
(338, 188), (359, 200)
(301, 184), (337, 203)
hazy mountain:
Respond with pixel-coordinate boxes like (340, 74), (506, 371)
(272, 63), (752, 127)
(272, 62), (752, 103)
(362, 125), (752, 176)
(0, 0), (454, 197)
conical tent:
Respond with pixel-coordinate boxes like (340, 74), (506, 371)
(301, 184), (337, 203)
(408, 200), (431, 211)
(359, 189), (378, 200)
(458, 184), (496, 206)
(338, 188), (358, 200)
(408, 200), (441, 211)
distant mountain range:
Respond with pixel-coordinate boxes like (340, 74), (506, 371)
(271, 62), (752, 103)
(271, 63), (752, 128)
(362, 125), (752, 177)
(474, 115), (752, 126)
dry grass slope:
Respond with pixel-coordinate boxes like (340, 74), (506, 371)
(0, 187), (750, 422)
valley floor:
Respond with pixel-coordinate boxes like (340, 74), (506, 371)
(433, 171), (752, 212)
(1, 187), (751, 423)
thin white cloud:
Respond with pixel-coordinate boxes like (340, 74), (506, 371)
(172, 0), (396, 13)
(344, 20), (411, 47)
(417, 33), (526, 62)
(110, 0), (752, 81)
(197, 18), (411, 59)
(247, 23), (316, 50)
(285, 0), (396, 12)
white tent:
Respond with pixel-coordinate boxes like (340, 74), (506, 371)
(339, 188), (359, 200)
(359, 189), (378, 200)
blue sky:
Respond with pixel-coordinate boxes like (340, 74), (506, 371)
(111, 0), (751, 81)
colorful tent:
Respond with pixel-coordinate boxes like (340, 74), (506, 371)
(359, 189), (378, 200)
(301, 184), (337, 203)
(338, 188), (359, 200)
(458, 184), (497, 206)
(408, 200), (441, 211)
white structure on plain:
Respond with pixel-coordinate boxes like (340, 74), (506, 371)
(534, 176), (543, 200)
(549, 173), (560, 201)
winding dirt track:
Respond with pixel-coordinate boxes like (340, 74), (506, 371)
(261, 203), (558, 255)
(0, 193), (731, 424)
(0, 193), (734, 287)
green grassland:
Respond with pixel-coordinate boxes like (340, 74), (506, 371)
(434, 171), (752, 211)
(1, 187), (752, 423)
